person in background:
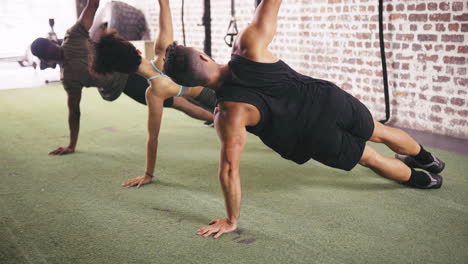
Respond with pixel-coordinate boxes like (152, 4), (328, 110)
(89, 0), (217, 187)
(30, 0), (216, 183)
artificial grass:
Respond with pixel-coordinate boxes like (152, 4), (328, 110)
(1, 86), (467, 264)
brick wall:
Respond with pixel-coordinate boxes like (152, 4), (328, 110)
(123, 0), (468, 139)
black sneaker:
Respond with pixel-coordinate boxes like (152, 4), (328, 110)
(395, 153), (445, 174)
(401, 171), (443, 189)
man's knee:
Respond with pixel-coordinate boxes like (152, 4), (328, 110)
(369, 120), (389, 143)
(359, 145), (378, 168)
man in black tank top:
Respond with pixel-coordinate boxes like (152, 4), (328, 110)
(163, 0), (445, 238)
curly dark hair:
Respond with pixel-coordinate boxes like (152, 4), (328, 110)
(163, 42), (210, 87)
(89, 31), (141, 75)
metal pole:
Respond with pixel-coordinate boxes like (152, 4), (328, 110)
(181, 0), (186, 46)
(378, 0), (390, 123)
(202, 0), (212, 56)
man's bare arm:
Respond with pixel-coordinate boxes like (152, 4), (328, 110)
(154, 0), (174, 56)
(67, 93), (82, 150)
(235, 0), (282, 56)
(79, 0), (100, 31)
(197, 103), (247, 239)
(49, 92), (82, 155)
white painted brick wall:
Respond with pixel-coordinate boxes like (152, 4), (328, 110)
(112, 0), (468, 139)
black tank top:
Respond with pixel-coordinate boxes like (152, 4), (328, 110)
(216, 54), (348, 164)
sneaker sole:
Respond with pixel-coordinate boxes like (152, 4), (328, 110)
(395, 154), (445, 174)
(400, 173), (443, 189)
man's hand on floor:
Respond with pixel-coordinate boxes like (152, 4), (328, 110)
(197, 219), (237, 239)
(49, 146), (75, 155)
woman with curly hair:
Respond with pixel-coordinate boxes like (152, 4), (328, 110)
(90, 0), (216, 188)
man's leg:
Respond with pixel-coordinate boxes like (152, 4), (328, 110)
(359, 144), (411, 181)
(359, 144), (442, 189)
(171, 97), (213, 122)
(368, 120), (445, 174)
(359, 120), (443, 189)
(368, 120), (420, 155)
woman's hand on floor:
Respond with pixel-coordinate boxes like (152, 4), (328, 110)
(121, 174), (153, 188)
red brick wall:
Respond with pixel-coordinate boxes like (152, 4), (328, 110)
(129, 0), (468, 139)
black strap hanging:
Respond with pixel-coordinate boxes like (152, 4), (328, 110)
(181, 0), (186, 46)
(201, 0), (212, 56)
(378, 0), (390, 124)
(224, 0), (239, 47)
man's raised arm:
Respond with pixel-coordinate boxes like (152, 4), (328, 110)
(79, 0), (100, 31)
(154, 0), (174, 56)
(236, 0), (282, 54)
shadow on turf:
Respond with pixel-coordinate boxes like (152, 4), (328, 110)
(148, 200), (259, 243)
(153, 164), (406, 200)
(238, 163), (406, 192)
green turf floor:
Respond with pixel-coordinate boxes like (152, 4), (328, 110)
(1, 86), (467, 264)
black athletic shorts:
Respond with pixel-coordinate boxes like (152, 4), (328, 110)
(123, 73), (174, 107)
(324, 92), (374, 171)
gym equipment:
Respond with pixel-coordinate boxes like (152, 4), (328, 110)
(47, 18), (59, 44)
(43, 18), (62, 84)
(180, 0), (210, 55)
(202, 0), (212, 56)
(378, 0), (390, 123)
(181, 0), (186, 46)
(224, 0), (238, 47)
(89, 1), (149, 41)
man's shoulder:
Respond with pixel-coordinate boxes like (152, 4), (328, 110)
(61, 21), (90, 61)
(219, 101), (255, 113)
(63, 21), (89, 44)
